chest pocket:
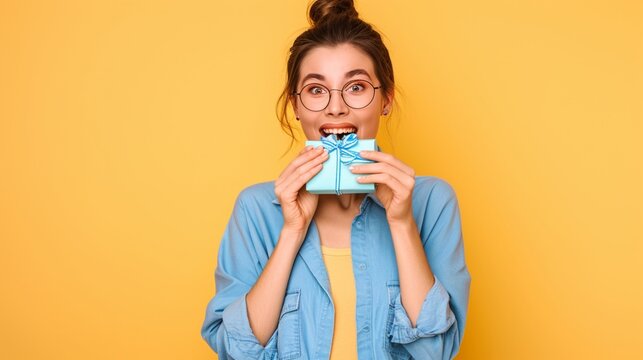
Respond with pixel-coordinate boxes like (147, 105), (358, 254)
(277, 289), (301, 359)
(384, 280), (412, 360)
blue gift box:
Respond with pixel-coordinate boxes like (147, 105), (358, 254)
(305, 133), (376, 195)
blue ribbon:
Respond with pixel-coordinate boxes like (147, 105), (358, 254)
(320, 133), (368, 195)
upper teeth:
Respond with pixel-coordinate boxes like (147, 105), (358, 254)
(322, 128), (357, 135)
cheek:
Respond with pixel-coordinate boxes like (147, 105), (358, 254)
(360, 116), (380, 138)
(300, 120), (320, 140)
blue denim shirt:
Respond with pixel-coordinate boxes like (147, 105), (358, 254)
(201, 176), (471, 359)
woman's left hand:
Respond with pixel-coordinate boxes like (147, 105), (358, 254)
(350, 150), (416, 224)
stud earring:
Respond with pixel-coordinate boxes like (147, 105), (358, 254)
(382, 109), (389, 116)
(296, 115), (300, 121)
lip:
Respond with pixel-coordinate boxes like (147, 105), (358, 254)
(319, 122), (358, 137)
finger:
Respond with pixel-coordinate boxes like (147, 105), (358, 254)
(358, 150), (415, 177)
(276, 150), (324, 193)
(356, 172), (409, 198)
(350, 162), (414, 189)
(281, 146), (324, 178)
(299, 145), (314, 155)
(277, 149), (328, 196)
(276, 146), (326, 187)
(280, 158), (326, 198)
(278, 146), (325, 188)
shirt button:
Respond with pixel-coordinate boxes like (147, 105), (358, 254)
(359, 263), (367, 271)
(363, 325), (370, 333)
(355, 220), (362, 227)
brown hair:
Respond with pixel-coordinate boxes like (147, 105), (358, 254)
(276, 0), (397, 151)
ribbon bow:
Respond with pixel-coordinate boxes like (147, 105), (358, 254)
(320, 133), (368, 195)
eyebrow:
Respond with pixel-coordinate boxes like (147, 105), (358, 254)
(300, 69), (373, 85)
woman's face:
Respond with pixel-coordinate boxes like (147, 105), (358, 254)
(292, 43), (392, 141)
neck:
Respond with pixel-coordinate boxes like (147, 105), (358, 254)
(317, 193), (366, 212)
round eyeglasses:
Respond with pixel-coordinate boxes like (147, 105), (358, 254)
(293, 79), (382, 112)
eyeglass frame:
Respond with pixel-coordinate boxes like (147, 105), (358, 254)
(292, 79), (383, 112)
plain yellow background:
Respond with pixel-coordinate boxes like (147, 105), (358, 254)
(1, 0), (641, 358)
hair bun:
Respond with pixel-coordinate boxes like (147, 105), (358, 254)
(308, 0), (359, 26)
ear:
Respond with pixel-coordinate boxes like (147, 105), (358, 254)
(289, 95), (299, 115)
(382, 90), (394, 113)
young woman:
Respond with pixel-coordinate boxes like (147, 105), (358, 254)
(201, 1), (471, 359)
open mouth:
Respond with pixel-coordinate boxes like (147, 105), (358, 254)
(320, 126), (358, 140)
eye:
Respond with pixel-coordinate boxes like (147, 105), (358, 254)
(304, 84), (328, 96)
(345, 81), (367, 93)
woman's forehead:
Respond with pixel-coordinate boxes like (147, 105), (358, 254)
(299, 44), (376, 83)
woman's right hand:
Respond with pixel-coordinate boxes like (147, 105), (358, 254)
(274, 145), (328, 236)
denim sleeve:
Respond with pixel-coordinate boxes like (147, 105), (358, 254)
(387, 179), (472, 360)
(201, 194), (278, 359)
(388, 275), (456, 342)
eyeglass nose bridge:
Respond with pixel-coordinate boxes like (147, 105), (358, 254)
(325, 88), (348, 111)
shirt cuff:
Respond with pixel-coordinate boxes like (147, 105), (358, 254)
(388, 275), (457, 344)
(222, 293), (278, 358)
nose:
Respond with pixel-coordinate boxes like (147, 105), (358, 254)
(325, 89), (348, 116)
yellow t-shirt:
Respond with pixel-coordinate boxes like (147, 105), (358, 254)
(321, 245), (358, 359)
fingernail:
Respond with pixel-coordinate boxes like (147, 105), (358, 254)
(349, 165), (356, 171)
